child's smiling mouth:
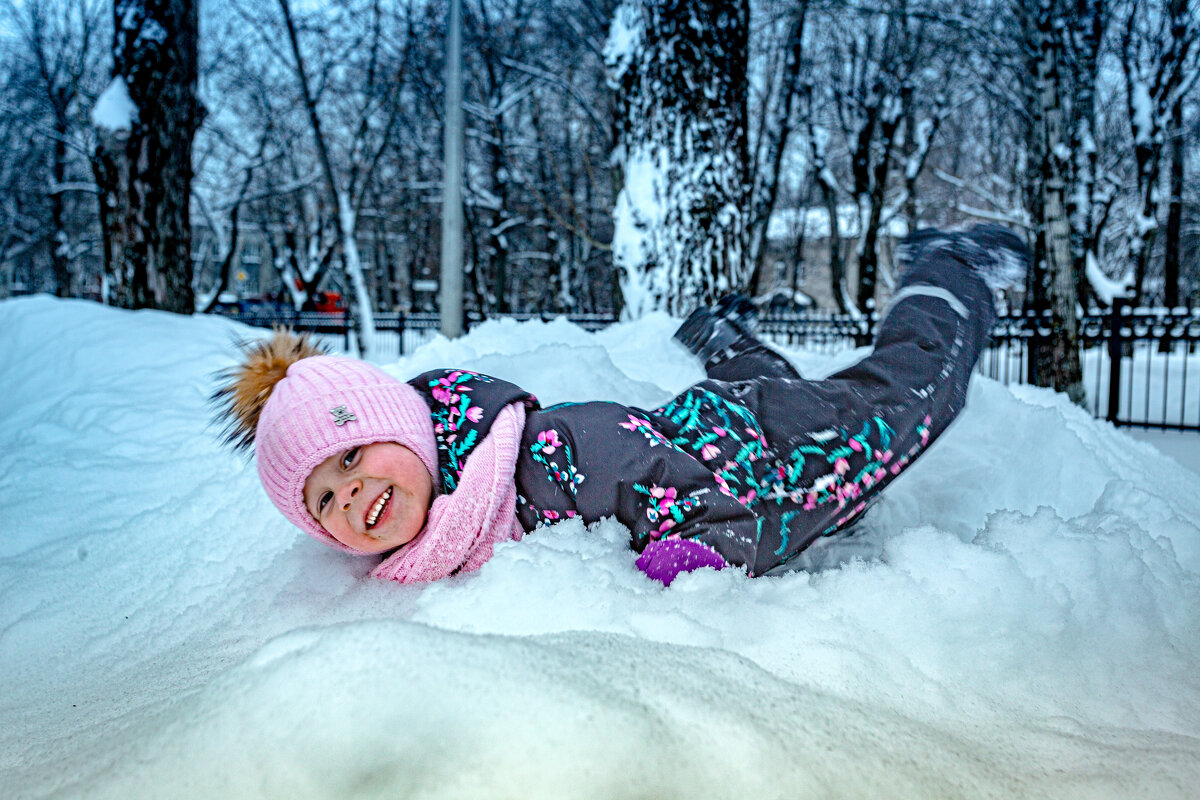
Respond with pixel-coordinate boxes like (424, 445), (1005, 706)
(365, 486), (393, 531)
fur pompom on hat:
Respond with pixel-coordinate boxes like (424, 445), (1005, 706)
(213, 330), (438, 552)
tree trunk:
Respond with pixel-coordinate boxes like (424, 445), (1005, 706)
(92, 0), (202, 314)
(856, 90), (905, 314)
(1068, 0), (1105, 310)
(1032, 0), (1084, 402)
(606, 0), (750, 317)
(1122, 0), (1196, 307)
(816, 163), (844, 311)
(487, 132), (511, 314)
(49, 116), (72, 298)
(1163, 95), (1184, 309)
(1127, 105), (1160, 306)
(800, 78), (847, 314)
(902, 102), (919, 232)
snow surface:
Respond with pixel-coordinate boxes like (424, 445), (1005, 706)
(2, 296), (1200, 799)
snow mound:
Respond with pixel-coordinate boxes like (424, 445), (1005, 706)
(1, 295), (1198, 798)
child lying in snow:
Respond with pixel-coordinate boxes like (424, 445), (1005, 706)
(214, 226), (1027, 586)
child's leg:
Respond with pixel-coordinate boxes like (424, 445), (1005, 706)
(704, 338), (802, 382)
(822, 242), (996, 410)
(743, 233), (1015, 574)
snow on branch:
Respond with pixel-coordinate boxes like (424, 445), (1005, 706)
(91, 76), (138, 133)
(933, 168), (1029, 229)
(1085, 251), (1133, 305)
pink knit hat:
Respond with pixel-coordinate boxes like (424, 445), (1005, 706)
(255, 356), (438, 553)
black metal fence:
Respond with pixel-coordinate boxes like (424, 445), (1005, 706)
(214, 301), (1200, 432)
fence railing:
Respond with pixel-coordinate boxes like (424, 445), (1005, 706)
(213, 301), (1200, 432)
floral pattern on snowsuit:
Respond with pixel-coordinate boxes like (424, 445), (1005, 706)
(616, 414), (706, 535)
(633, 482), (701, 537)
(529, 428), (585, 496)
(654, 389), (768, 508)
(763, 413), (938, 556)
(408, 369), (534, 495)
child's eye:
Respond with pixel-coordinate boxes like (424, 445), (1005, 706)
(318, 491), (333, 513)
(341, 447), (360, 469)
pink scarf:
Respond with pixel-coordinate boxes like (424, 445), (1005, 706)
(370, 403), (527, 583)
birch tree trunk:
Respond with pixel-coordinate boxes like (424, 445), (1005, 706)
(1032, 0), (1084, 402)
(605, 0), (751, 318)
(1067, 0), (1106, 307)
(92, 0), (202, 313)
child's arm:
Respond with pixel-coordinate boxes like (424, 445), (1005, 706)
(517, 402), (763, 584)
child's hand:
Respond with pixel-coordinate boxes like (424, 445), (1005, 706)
(635, 538), (727, 586)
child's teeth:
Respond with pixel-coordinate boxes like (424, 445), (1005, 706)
(367, 487), (392, 527)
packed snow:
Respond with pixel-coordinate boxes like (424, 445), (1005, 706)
(2, 295), (1199, 799)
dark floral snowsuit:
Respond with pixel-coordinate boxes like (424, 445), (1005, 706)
(409, 249), (995, 577)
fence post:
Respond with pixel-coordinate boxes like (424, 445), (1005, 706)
(397, 312), (405, 357)
(854, 312), (873, 348)
(1106, 298), (1125, 425)
(343, 306), (351, 352)
(1025, 308), (1039, 385)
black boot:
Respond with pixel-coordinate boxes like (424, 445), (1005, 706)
(713, 293), (759, 335)
(896, 225), (1029, 291)
(673, 293), (760, 365)
(894, 227), (954, 275)
(959, 224), (1030, 291)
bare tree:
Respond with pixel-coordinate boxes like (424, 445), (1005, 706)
(451, 1), (618, 315)
(1064, 0), (1112, 306)
(745, 0), (810, 292)
(275, 0), (420, 353)
(1162, 72), (1186, 308)
(1120, 0), (1198, 305)
(1, 0), (106, 298)
(192, 137), (265, 313)
(829, 5), (909, 313)
(802, 78), (852, 313)
(802, 0), (959, 313)
(198, 22), (334, 313)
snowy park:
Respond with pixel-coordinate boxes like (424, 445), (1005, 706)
(2, 294), (1199, 798)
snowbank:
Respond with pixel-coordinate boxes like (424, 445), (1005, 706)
(1, 296), (1198, 799)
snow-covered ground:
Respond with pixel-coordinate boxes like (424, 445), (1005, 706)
(1126, 429), (1200, 475)
(2, 295), (1199, 799)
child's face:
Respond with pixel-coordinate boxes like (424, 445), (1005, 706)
(303, 443), (433, 554)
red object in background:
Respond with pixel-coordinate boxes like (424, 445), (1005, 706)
(314, 291), (345, 313)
